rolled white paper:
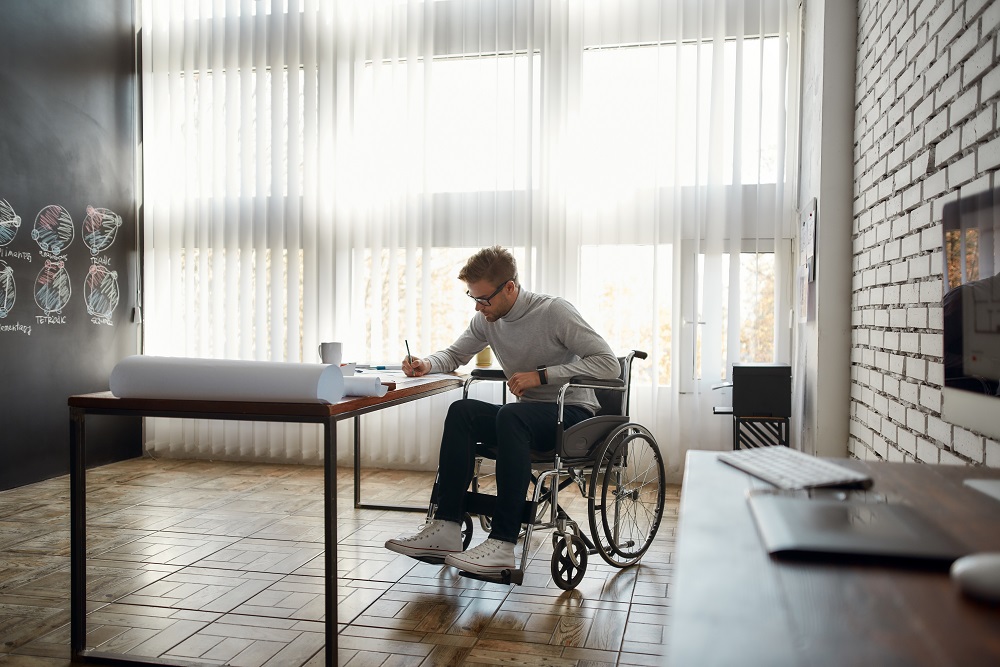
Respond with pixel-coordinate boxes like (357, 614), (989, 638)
(343, 375), (388, 398)
(109, 355), (345, 404)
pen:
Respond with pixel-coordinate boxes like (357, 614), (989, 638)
(405, 339), (413, 366)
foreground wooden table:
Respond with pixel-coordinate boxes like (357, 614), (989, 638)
(669, 450), (1000, 666)
(69, 377), (463, 667)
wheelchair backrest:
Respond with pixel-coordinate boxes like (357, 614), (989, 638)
(594, 355), (629, 417)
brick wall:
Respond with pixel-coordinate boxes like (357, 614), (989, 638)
(851, 0), (1000, 465)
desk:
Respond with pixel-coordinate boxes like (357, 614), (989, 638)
(669, 450), (1000, 666)
(69, 376), (462, 667)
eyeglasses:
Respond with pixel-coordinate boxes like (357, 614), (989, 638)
(466, 279), (511, 306)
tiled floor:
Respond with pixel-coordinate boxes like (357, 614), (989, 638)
(0, 456), (678, 666)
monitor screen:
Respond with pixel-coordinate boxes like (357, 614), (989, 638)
(941, 186), (1000, 439)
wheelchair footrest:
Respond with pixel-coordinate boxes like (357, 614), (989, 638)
(458, 568), (524, 586)
(412, 555), (447, 565)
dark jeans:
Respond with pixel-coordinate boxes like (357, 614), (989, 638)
(433, 399), (592, 543)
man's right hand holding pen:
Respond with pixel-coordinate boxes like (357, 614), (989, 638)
(403, 355), (431, 377)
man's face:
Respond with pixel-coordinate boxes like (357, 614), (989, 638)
(466, 278), (514, 322)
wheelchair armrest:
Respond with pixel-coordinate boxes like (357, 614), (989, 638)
(470, 369), (508, 381)
(567, 376), (625, 389)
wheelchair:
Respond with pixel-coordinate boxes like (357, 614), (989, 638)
(423, 350), (666, 590)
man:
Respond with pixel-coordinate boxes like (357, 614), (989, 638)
(385, 246), (620, 576)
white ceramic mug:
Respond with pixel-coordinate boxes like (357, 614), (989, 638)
(318, 342), (342, 366)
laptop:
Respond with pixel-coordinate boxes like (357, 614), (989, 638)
(747, 491), (968, 569)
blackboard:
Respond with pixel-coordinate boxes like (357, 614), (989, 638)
(0, 1), (141, 490)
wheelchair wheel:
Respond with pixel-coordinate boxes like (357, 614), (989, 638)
(588, 425), (665, 567)
(461, 513), (474, 550)
(551, 534), (588, 590)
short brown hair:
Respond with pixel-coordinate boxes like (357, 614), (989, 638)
(458, 245), (518, 287)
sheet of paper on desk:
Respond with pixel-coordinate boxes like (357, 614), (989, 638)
(343, 375), (388, 397)
(110, 355), (346, 403)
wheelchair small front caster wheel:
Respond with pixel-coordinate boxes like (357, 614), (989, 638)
(461, 513), (474, 550)
(551, 534), (588, 590)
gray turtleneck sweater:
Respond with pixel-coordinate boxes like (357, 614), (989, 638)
(424, 288), (620, 414)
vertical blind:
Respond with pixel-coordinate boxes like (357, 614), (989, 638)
(140, 0), (800, 480)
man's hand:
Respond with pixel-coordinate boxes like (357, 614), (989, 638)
(403, 356), (431, 377)
(507, 370), (542, 397)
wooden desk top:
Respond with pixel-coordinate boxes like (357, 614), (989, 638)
(669, 450), (1000, 667)
(68, 376), (464, 420)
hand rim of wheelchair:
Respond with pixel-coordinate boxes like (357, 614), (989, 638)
(551, 533), (589, 590)
(587, 423), (665, 567)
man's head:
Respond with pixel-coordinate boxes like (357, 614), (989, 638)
(459, 246), (519, 322)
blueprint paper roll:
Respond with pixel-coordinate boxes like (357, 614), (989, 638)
(343, 375), (388, 398)
(109, 355), (345, 404)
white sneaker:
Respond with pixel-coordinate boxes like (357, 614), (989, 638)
(385, 520), (463, 561)
(445, 538), (515, 575)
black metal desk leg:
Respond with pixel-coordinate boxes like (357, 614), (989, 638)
(70, 407), (87, 659)
(324, 416), (337, 667)
(353, 415), (361, 509)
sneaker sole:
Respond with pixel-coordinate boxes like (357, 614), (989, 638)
(444, 556), (515, 576)
(385, 541), (461, 561)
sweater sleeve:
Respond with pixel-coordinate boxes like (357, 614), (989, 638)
(423, 317), (487, 373)
(542, 299), (620, 384)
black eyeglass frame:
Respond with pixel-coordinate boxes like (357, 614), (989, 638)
(466, 279), (512, 306)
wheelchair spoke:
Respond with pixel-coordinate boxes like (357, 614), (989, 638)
(588, 429), (666, 567)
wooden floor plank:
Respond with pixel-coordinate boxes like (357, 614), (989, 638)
(1, 458), (678, 665)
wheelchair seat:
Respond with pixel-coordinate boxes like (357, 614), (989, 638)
(425, 350), (666, 590)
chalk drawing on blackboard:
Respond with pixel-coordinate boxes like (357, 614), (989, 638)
(32, 204), (74, 255)
(34, 260), (71, 315)
(0, 199), (21, 247)
(84, 263), (118, 321)
(0, 261), (14, 317)
(82, 206), (121, 255)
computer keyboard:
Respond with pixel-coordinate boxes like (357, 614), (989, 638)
(718, 446), (873, 490)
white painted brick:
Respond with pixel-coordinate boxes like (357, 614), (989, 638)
(906, 305), (928, 328)
(951, 87), (979, 126)
(983, 0), (1000, 35)
(928, 305), (943, 329)
(907, 407), (926, 431)
(917, 438), (941, 463)
(950, 22), (980, 65)
(963, 39), (995, 89)
(911, 148), (932, 176)
(978, 133), (1000, 171)
(986, 439), (1000, 467)
(954, 428), (985, 463)
(947, 152), (978, 188)
(962, 106), (995, 149)
(873, 434), (889, 459)
(919, 385), (940, 411)
(890, 307), (908, 327)
(875, 350), (890, 369)
(889, 353), (905, 374)
(901, 282), (920, 303)
(923, 167), (948, 198)
(889, 398), (907, 424)
(902, 232), (922, 257)
(927, 414), (953, 445)
(884, 330), (900, 351)
(919, 280), (944, 306)
(936, 128), (962, 165)
(885, 239), (901, 260)
(908, 356), (927, 381)
(908, 254), (931, 278)
(928, 361), (944, 386)
(921, 227), (941, 252)
(921, 332), (943, 357)
(938, 447), (965, 465)
(875, 308), (890, 327)
(878, 265), (893, 284)
(887, 446), (908, 462)
(900, 377), (920, 402)
(896, 427), (917, 455)
(983, 63), (1000, 102)
(961, 172), (995, 199)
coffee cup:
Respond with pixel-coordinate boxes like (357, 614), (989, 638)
(318, 342), (343, 366)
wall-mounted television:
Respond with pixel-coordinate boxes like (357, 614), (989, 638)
(941, 185), (1000, 441)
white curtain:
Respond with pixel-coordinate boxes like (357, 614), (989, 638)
(140, 0), (800, 481)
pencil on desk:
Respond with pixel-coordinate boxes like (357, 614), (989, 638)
(405, 339), (412, 366)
